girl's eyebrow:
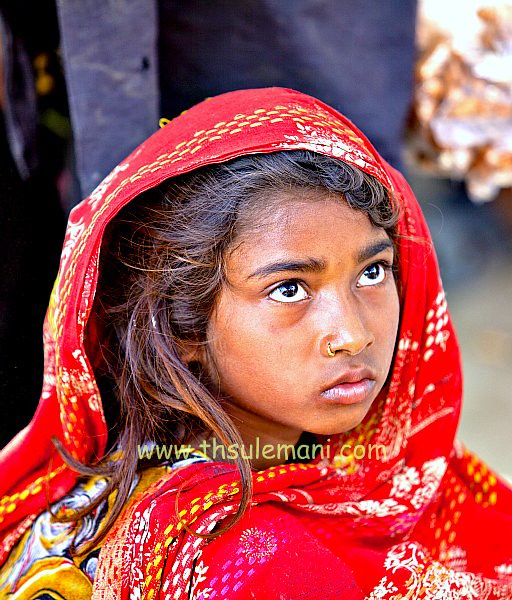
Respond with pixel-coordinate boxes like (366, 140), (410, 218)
(247, 257), (327, 280)
(357, 239), (394, 263)
(246, 239), (394, 281)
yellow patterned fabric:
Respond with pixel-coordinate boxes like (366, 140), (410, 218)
(0, 455), (209, 598)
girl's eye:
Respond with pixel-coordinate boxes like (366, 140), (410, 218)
(358, 262), (391, 287)
(268, 280), (309, 303)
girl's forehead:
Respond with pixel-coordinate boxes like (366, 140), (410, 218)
(226, 192), (391, 275)
(234, 184), (373, 232)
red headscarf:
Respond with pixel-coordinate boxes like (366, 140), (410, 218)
(1, 88), (511, 598)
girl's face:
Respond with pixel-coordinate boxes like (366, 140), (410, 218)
(203, 191), (400, 458)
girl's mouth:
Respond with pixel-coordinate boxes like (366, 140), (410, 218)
(320, 379), (376, 405)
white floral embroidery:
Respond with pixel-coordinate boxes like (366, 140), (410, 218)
(367, 542), (512, 600)
(495, 563), (512, 578)
(345, 499), (408, 518)
(279, 119), (392, 188)
(390, 467), (421, 498)
(438, 545), (468, 572)
(367, 577), (399, 599)
(188, 552), (213, 600)
(239, 527), (278, 564)
(422, 457), (447, 479)
(71, 348), (101, 411)
(127, 499), (158, 599)
(88, 162), (130, 211)
(410, 457), (447, 510)
(60, 214), (85, 272)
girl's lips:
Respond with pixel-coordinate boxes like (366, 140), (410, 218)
(320, 378), (377, 405)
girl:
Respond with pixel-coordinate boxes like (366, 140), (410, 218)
(0, 88), (511, 599)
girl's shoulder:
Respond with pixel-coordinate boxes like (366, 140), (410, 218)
(93, 458), (365, 600)
(0, 451), (210, 597)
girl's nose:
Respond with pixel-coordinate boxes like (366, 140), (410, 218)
(321, 296), (374, 357)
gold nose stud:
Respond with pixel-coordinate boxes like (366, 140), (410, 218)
(326, 342), (336, 357)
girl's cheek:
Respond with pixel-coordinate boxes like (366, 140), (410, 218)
(248, 295), (309, 329)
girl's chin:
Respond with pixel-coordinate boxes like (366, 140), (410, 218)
(307, 407), (373, 437)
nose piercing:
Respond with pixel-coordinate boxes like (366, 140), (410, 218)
(326, 342), (337, 357)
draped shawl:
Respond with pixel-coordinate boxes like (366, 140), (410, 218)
(1, 87), (511, 599)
